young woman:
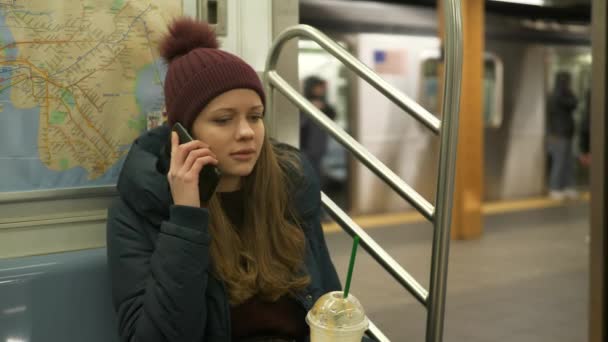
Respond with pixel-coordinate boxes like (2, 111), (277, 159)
(106, 18), (341, 342)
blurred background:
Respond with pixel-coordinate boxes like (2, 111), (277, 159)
(296, 0), (596, 341)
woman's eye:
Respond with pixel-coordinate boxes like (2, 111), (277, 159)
(213, 118), (230, 124)
(249, 114), (263, 122)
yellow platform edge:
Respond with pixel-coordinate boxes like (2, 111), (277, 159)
(323, 192), (590, 234)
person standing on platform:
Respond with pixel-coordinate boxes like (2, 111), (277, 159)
(299, 76), (337, 179)
(547, 71), (579, 200)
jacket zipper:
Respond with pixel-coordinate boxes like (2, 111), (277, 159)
(220, 280), (232, 340)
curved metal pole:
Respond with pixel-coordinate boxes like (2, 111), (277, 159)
(426, 0), (463, 341)
(265, 11), (462, 342)
(265, 24), (441, 134)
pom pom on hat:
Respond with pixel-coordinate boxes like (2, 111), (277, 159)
(160, 17), (219, 63)
(159, 17), (265, 130)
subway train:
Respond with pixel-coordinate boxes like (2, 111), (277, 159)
(298, 0), (592, 214)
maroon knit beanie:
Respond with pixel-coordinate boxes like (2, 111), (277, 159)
(159, 17), (265, 130)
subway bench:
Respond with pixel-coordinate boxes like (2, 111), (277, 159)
(0, 248), (119, 341)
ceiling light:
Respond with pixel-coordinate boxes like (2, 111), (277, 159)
(491, 0), (546, 6)
(7, 338), (26, 342)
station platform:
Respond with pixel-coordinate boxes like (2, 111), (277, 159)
(325, 200), (589, 341)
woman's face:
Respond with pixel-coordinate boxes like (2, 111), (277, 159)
(191, 88), (265, 186)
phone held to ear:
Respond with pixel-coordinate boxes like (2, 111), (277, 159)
(172, 123), (222, 202)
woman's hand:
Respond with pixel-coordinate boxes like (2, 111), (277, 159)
(167, 131), (218, 207)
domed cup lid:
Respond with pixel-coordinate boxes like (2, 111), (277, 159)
(305, 291), (369, 333)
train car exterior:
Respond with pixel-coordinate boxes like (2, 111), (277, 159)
(300, 0), (591, 214)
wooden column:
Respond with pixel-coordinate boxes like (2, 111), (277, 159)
(438, 0), (484, 239)
(589, 0), (607, 340)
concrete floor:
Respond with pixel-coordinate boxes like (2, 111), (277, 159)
(324, 203), (589, 342)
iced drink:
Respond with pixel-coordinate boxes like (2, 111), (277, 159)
(306, 291), (369, 342)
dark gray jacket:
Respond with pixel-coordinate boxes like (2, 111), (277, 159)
(106, 125), (341, 342)
(548, 89), (578, 139)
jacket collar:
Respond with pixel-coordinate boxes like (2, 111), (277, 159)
(117, 124), (172, 226)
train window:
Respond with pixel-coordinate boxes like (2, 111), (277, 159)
(418, 53), (504, 128)
(484, 54), (504, 128)
(419, 57), (441, 115)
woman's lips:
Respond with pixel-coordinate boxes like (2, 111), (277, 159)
(230, 149), (256, 161)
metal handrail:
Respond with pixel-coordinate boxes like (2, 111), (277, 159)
(368, 320), (391, 342)
(266, 27), (440, 134)
(322, 193), (428, 306)
(267, 72), (434, 220)
(0, 185), (117, 204)
(264, 1), (462, 340)
(426, 1), (463, 341)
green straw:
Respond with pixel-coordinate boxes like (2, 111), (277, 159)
(343, 235), (360, 299)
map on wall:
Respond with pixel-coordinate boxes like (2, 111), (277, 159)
(0, 0), (180, 192)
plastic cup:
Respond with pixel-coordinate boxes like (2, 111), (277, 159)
(306, 291), (369, 342)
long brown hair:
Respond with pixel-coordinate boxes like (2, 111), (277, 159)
(206, 135), (311, 305)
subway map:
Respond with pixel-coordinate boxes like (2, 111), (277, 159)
(0, 0), (180, 191)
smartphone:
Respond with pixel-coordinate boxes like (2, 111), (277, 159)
(172, 123), (221, 202)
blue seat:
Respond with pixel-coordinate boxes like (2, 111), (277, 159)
(0, 248), (119, 341)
